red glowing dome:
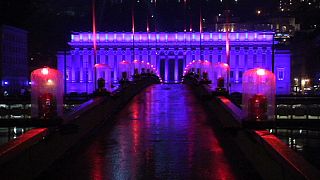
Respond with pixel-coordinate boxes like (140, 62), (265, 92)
(242, 68), (276, 121)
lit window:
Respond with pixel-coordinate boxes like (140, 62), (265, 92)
(262, 54), (266, 64)
(277, 68), (285, 80)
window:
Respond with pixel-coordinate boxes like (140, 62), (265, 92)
(253, 54), (257, 64)
(88, 55), (92, 66)
(75, 70), (80, 82)
(277, 68), (284, 80)
(105, 55), (109, 64)
(230, 71), (234, 78)
(244, 54), (248, 66)
(239, 71), (243, 78)
(80, 56), (83, 68)
(97, 55), (100, 64)
(218, 55), (221, 62)
(262, 54), (266, 65)
(235, 55), (239, 66)
(111, 71), (114, 79)
(66, 68), (71, 81)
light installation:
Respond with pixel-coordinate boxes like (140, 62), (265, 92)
(213, 62), (229, 92)
(31, 67), (63, 119)
(242, 68), (276, 121)
(95, 64), (112, 92)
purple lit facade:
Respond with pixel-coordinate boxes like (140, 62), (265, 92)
(57, 32), (291, 94)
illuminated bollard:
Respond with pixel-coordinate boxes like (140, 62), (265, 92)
(193, 60), (202, 79)
(213, 62), (229, 92)
(242, 68), (276, 122)
(97, 78), (105, 89)
(95, 64), (111, 93)
(202, 71), (208, 81)
(201, 60), (212, 83)
(140, 61), (146, 75)
(118, 60), (131, 87)
(31, 67), (63, 119)
(146, 62), (151, 75)
(132, 60), (141, 79)
(217, 77), (225, 88)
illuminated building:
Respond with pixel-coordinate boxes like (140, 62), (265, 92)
(0, 25), (28, 96)
(57, 31), (291, 94)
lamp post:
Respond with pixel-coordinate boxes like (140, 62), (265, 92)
(92, 0), (97, 91)
(225, 10), (231, 93)
(272, 33), (275, 73)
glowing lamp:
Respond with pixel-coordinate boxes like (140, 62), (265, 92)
(242, 68), (275, 122)
(41, 68), (49, 75)
(31, 67), (63, 119)
(213, 62), (229, 91)
(95, 64), (111, 92)
(256, 68), (265, 76)
(47, 79), (54, 85)
(118, 60), (131, 82)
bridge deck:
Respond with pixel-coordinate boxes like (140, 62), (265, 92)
(38, 84), (259, 179)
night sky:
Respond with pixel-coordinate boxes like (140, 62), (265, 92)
(0, 1), (277, 52)
(1, 0), (319, 75)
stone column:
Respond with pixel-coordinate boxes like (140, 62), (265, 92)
(100, 49), (105, 64)
(165, 58), (169, 82)
(175, 57), (178, 82)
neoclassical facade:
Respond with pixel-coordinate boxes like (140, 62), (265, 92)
(57, 32), (291, 94)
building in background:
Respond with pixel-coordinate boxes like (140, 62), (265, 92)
(0, 25), (28, 96)
(58, 31), (291, 95)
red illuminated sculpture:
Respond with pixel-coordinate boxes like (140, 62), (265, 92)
(217, 77), (225, 88)
(242, 68), (275, 122)
(31, 67), (63, 119)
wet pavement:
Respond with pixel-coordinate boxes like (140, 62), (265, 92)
(39, 84), (255, 179)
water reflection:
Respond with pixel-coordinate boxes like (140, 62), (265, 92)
(0, 127), (31, 146)
(271, 129), (320, 170)
(40, 84), (237, 179)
